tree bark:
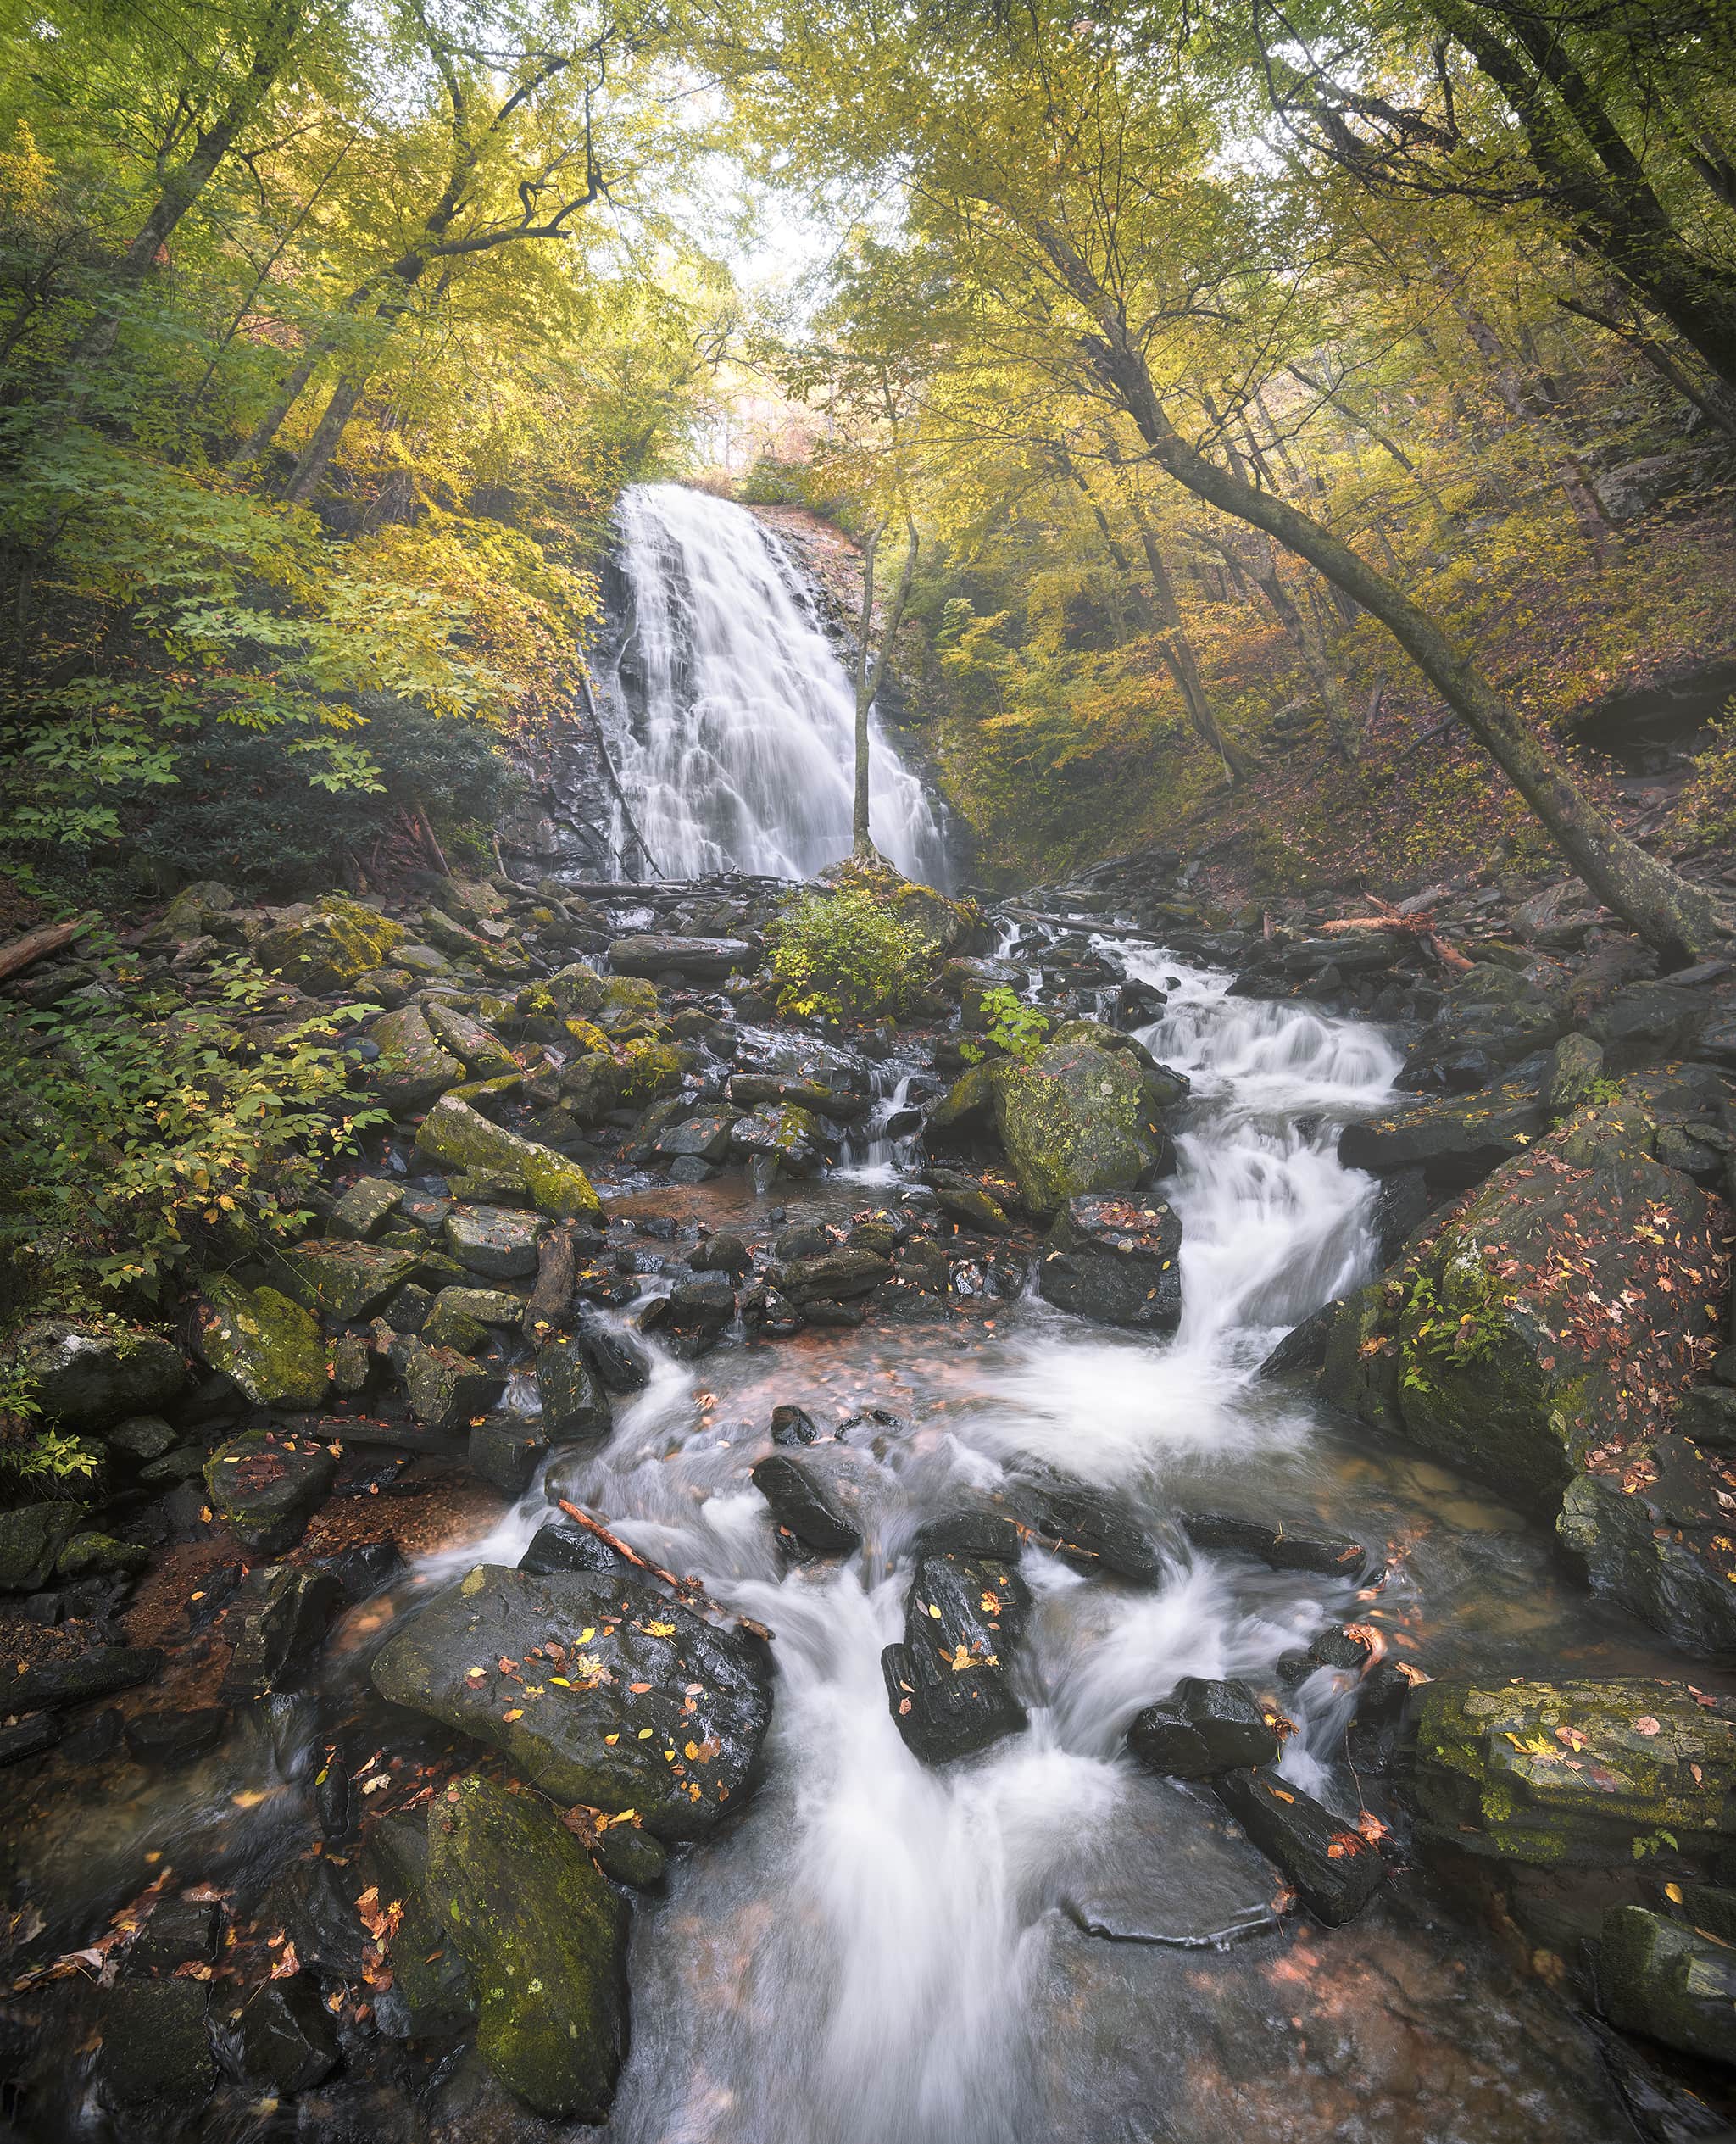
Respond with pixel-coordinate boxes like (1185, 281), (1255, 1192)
(1033, 225), (1728, 961)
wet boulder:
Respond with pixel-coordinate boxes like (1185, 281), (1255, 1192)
(0, 1505), (81, 1593)
(203, 1428), (336, 1554)
(193, 1279), (327, 1412)
(1405, 1678), (1736, 1869)
(993, 1040), (1176, 1217)
(370, 1004), (465, 1112)
(223, 1973), (339, 2097)
(443, 1203), (542, 1279)
(1128, 1678), (1283, 1779)
(1015, 1479), (1172, 1583)
(883, 1543), (1032, 1765)
(609, 933), (752, 981)
(1038, 1192), (1183, 1330)
(1598, 1904), (1736, 2066)
(1180, 1511), (1379, 1583)
(1558, 1438), (1736, 1657)
(1338, 1075), (1544, 1192)
(426, 1773), (629, 2120)
(415, 1094), (604, 1222)
(519, 1522), (630, 1578)
(1378, 1114), (1726, 1512)
(882, 1634), (1026, 1766)
(423, 1001), (519, 1078)
(7, 1639), (162, 1712)
(1396, 963), (1567, 1094)
(405, 1343), (504, 1438)
(728, 1072), (872, 1119)
(369, 1563), (774, 1840)
(536, 1337), (610, 1441)
(640, 1277), (736, 1356)
(730, 1101), (826, 1176)
(256, 894), (404, 995)
(770, 1246), (891, 1307)
(220, 1564), (342, 1699)
(651, 1108), (740, 1164)
(1214, 1768), (1385, 1924)
(750, 1451), (865, 1554)
(468, 1417), (548, 1496)
(97, 1976), (215, 2108)
(19, 1319), (184, 1429)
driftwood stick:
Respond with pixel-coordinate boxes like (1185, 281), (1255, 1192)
(0, 917), (90, 983)
(557, 1499), (772, 1643)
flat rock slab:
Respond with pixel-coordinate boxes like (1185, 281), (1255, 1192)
(370, 1563), (774, 1840)
(1181, 1511), (1379, 1582)
(444, 1204), (542, 1279)
(609, 934), (752, 979)
(1038, 1193), (1182, 1330)
(284, 1239), (420, 1323)
(203, 1428), (336, 1554)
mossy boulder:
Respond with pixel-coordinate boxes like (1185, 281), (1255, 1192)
(563, 1016), (612, 1056)
(729, 1102), (826, 1175)
(370, 1004), (464, 1113)
(414, 1094), (604, 1222)
(992, 1040), (1174, 1217)
(258, 895), (403, 995)
(1598, 1903), (1736, 2065)
(1405, 1678), (1736, 1870)
(1383, 1115), (1725, 1512)
(193, 1279), (328, 1412)
(597, 975), (660, 1033)
(559, 1051), (623, 1126)
(426, 1773), (628, 2120)
(0, 1505), (82, 1593)
(616, 1036), (687, 1106)
(19, 1320), (185, 1429)
(370, 1563), (774, 1839)
(424, 1002), (518, 1078)
(821, 855), (988, 957)
(281, 1239), (420, 1323)
(541, 963), (606, 1018)
(1557, 1437), (1736, 1657)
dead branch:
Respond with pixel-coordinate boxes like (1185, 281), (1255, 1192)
(557, 1498), (772, 1642)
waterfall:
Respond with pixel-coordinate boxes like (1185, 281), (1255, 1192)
(599, 483), (950, 885)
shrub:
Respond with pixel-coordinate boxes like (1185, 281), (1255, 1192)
(960, 987), (1049, 1064)
(766, 886), (928, 1023)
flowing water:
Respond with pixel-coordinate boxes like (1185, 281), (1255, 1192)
(600, 485), (950, 885)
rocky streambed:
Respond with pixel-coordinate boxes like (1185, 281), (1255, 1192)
(4, 853), (1736, 2141)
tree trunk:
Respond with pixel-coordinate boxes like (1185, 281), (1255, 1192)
(1073, 309), (1727, 960)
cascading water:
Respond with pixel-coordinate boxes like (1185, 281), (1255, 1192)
(600, 483), (950, 885)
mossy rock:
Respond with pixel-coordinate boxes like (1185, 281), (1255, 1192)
(559, 1052), (623, 1127)
(1317, 1283), (1404, 1435)
(203, 1428), (336, 1554)
(414, 1094), (603, 1222)
(257, 895), (404, 995)
(193, 1278), (328, 1412)
(821, 855), (988, 957)
(370, 1005), (465, 1114)
(19, 1319), (185, 1430)
(597, 975), (661, 1033)
(1391, 1117), (1723, 1512)
(280, 1239), (421, 1323)
(0, 1504), (83, 1593)
(424, 1002), (518, 1078)
(1557, 1438), (1736, 1658)
(1599, 1904), (1736, 2064)
(992, 1040), (1171, 1217)
(426, 1774), (628, 2120)
(616, 1037), (687, 1106)
(926, 1060), (1000, 1138)
(541, 963), (606, 1018)
(1405, 1677), (1736, 1870)
(563, 1017), (611, 1056)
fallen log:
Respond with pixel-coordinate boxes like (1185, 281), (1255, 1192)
(1316, 900), (1474, 973)
(522, 1225), (576, 1346)
(0, 916), (90, 983)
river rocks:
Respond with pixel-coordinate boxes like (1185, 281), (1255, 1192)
(467, 1417), (548, 1495)
(882, 1632), (1026, 1766)
(404, 1344), (504, 1437)
(1405, 1678), (1736, 1868)
(1370, 1117), (1725, 1512)
(1214, 1768), (1385, 1925)
(426, 1773), (630, 2119)
(609, 932), (752, 980)
(519, 1522), (629, 1578)
(1338, 1075), (1544, 1191)
(1180, 1511), (1378, 1581)
(283, 1239), (420, 1323)
(193, 1279), (327, 1412)
(220, 1564), (342, 1698)
(731, 1101), (826, 1175)
(329, 1175), (408, 1242)
(536, 1337), (610, 1440)
(97, 1976), (215, 2107)
(1557, 1438), (1736, 1657)
(19, 1319), (185, 1428)
(0, 1505), (81, 1592)
(370, 1564), (774, 1838)
(1587, 981), (1711, 1072)
(370, 1004), (464, 1111)
(257, 894), (404, 995)
(1396, 962), (1567, 1094)
(651, 1108), (740, 1163)
(751, 1451), (864, 1553)
(225, 1972), (340, 2097)
(993, 1041), (1176, 1217)
(202, 1428), (335, 1553)
(1128, 1678), (1283, 1779)
(770, 1246), (891, 1307)
(883, 1540), (1032, 1764)
(8, 1640), (162, 1712)
(728, 1072), (872, 1118)
(415, 1094), (604, 1222)
(424, 1001), (518, 1077)
(443, 1202), (541, 1279)
(1038, 1192), (1183, 1329)
(125, 1707), (227, 1768)
(641, 1277), (736, 1354)
(1016, 1479), (1171, 1583)
(1544, 1033), (1605, 1123)
(1598, 1903), (1736, 2066)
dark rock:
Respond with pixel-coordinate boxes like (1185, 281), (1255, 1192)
(770, 1247), (891, 1304)
(1128, 1677), (1283, 1779)
(1038, 1192), (1183, 1329)
(1016, 1479), (1171, 1583)
(1599, 1904), (1736, 2065)
(282, 1239), (420, 1323)
(1557, 1439), (1736, 1657)
(0, 1505), (81, 1594)
(220, 1564), (342, 1700)
(1181, 1511), (1378, 1581)
(469, 1416), (549, 1495)
(729, 1101), (827, 1175)
(1258, 1298), (1340, 1378)
(426, 1771), (629, 2119)
(1215, 1768), (1385, 1924)
(125, 1707), (227, 1767)
(609, 933), (751, 980)
(904, 1550), (1030, 1659)
(751, 1451), (864, 1553)
(318, 1539), (405, 1603)
(359, 1814), (478, 2041)
(913, 1511), (1026, 1562)
(259, 1857), (371, 1981)
(203, 1428), (336, 1554)
(772, 1223), (830, 1261)
(444, 1203), (542, 1279)
(691, 1232), (753, 1277)
(536, 1337), (611, 1441)
(224, 1972), (339, 2096)
(130, 1894), (222, 1973)
(592, 1819), (668, 1889)
(0, 1714), (58, 1767)
(652, 1109), (739, 1163)
(1588, 983), (1709, 1072)
(99, 1977), (215, 2106)
(519, 1522), (628, 1578)
(1676, 1384), (1736, 1451)
(19, 1319), (184, 1430)
(105, 1413), (179, 1465)
(405, 1342), (504, 1436)
(1338, 1075), (1544, 1189)
(577, 1316), (651, 1394)
(58, 1707), (124, 1762)
(993, 1040), (1178, 1216)
(882, 1637), (1026, 1764)
(769, 1402), (819, 1446)
(370, 1563), (775, 1839)
(9, 1642), (161, 1712)
(329, 1175), (408, 1242)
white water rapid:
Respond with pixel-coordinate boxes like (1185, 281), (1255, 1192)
(602, 483), (950, 885)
